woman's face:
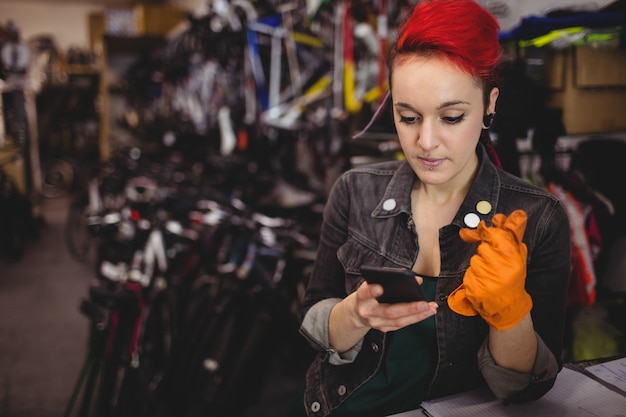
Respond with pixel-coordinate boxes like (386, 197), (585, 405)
(391, 54), (497, 187)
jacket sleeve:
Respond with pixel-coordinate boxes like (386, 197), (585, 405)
(300, 298), (364, 365)
(478, 198), (570, 402)
(298, 172), (364, 364)
(477, 332), (560, 402)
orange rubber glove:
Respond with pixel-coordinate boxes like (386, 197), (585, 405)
(448, 210), (532, 331)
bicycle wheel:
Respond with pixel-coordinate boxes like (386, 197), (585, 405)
(65, 198), (95, 263)
(41, 158), (75, 198)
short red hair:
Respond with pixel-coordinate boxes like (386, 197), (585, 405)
(393, 0), (501, 87)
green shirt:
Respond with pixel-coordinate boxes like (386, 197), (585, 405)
(332, 277), (438, 416)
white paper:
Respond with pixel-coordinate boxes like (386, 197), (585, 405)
(405, 367), (626, 417)
(586, 357), (626, 393)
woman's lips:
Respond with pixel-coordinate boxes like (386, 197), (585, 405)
(420, 158), (443, 169)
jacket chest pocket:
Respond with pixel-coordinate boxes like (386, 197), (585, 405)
(337, 237), (402, 295)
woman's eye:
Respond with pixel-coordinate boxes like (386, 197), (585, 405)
(399, 115), (418, 124)
(442, 114), (465, 124)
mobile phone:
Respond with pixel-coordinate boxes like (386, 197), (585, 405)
(359, 265), (426, 303)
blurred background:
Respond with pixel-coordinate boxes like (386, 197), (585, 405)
(1, 0), (626, 416)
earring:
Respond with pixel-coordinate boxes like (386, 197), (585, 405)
(482, 113), (495, 129)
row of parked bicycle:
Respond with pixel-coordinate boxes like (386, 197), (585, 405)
(62, 147), (322, 417)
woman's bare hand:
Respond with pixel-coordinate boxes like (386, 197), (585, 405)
(354, 279), (439, 333)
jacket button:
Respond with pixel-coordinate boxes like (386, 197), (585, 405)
(311, 401), (321, 412)
(371, 342), (379, 353)
(382, 199), (397, 211)
(439, 295), (448, 301)
(338, 385), (347, 396)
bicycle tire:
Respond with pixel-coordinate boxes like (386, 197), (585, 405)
(41, 158), (75, 198)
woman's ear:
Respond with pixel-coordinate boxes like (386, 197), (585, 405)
(488, 87), (499, 114)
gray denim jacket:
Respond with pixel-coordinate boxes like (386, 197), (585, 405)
(299, 145), (571, 417)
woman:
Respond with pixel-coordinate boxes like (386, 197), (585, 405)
(293, 1), (571, 416)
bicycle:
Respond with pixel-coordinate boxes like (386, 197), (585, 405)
(64, 147), (142, 264)
(144, 194), (318, 417)
(63, 163), (201, 417)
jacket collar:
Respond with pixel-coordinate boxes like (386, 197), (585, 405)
(371, 144), (501, 227)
